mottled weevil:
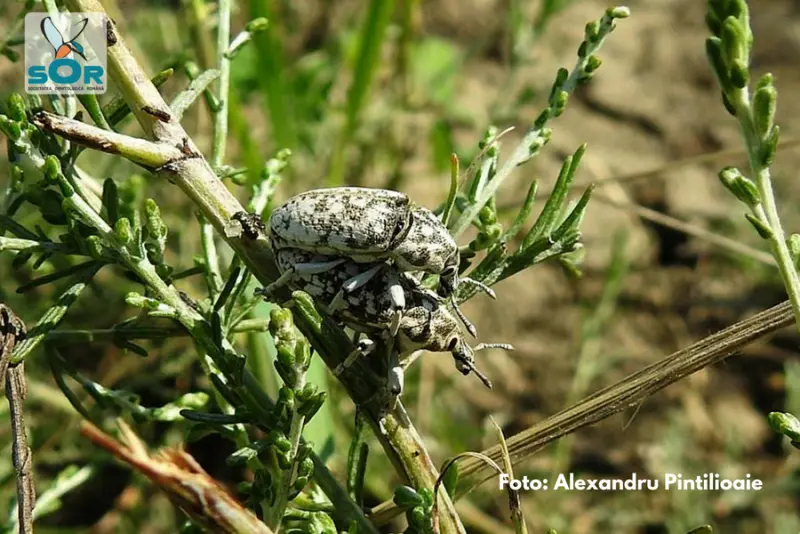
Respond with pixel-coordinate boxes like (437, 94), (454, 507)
(268, 248), (511, 389)
(267, 187), (494, 336)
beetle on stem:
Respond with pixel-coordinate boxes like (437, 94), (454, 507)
(264, 248), (511, 391)
(265, 187), (495, 337)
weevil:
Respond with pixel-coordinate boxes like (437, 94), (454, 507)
(266, 249), (511, 389)
(266, 187), (494, 336)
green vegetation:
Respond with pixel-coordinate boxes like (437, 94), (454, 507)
(0, 0), (798, 533)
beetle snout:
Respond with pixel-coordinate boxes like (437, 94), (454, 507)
(450, 341), (474, 376)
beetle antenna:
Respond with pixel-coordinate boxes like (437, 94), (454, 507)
(449, 296), (478, 338)
(459, 277), (496, 299)
(473, 343), (514, 352)
(460, 359), (492, 389)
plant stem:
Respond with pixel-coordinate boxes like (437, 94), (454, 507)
(264, 373), (306, 528)
(731, 87), (800, 330)
(449, 9), (622, 238)
(381, 403), (464, 532)
(31, 112), (181, 168)
(1, 306), (34, 534)
(44, 326), (186, 343)
(212, 0), (231, 170)
(171, 68), (220, 120)
(197, 0), (232, 301)
(0, 236), (71, 254)
(201, 216), (223, 297)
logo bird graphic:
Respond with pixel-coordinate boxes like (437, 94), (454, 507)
(40, 16), (88, 60)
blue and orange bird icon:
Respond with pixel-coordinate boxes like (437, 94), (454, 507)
(40, 16), (88, 60)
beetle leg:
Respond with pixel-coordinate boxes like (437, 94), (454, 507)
(473, 342), (514, 351)
(255, 269), (295, 298)
(386, 269), (406, 338)
(456, 357), (492, 389)
(461, 342), (514, 388)
(258, 258), (348, 298)
(333, 337), (376, 376)
(451, 340), (495, 389)
(328, 263), (384, 313)
(387, 357), (404, 397)
(293, 258), (349, 275)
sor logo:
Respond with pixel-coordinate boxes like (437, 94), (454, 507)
(25, 13), (107, 94)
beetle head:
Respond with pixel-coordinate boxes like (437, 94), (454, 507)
(449, 337), (493, 389)
(393, 207), (458, 274)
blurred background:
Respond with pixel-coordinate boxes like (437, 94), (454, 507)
(1, 0), (800, 532)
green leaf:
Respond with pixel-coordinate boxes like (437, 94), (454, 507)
(705, 37), (732, 93)
(291, 291), (323, 334)
(347, 431), (369, 505)
(442, 461), (459, 497)
(720, 16), (748, 67)
(214, 266), (242, 312)
(552, 184), (594, 241)
(768, 411), (800, 441)
(501, 180), (538, 243)
(102, 178), (119, 225)
(523, 144), (586, 247)
(7, 92), (26, 122)
(745, 212), (773, 239)
(760, 125), (779, 167)
(393, 485), (424, 509)
(16, 260), (102, 294)
(752, 84), (777, 140)
(729, 59), (748, 89)
(78, 94), (111, 130)
(718, 166), (760, 206)
(429, 120), (456, 174)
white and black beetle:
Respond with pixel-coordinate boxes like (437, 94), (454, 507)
(265, 187), (494, 336)
(270, 248), (511, 389)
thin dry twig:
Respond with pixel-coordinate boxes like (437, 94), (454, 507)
(572, 137), (800, 192)
(80, 419), (274, 534)
(1, 304), (34, 534)
(594, 190), (775, 265)
(466, 299), (790, 469)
